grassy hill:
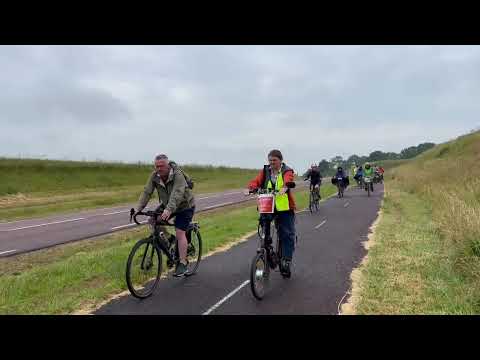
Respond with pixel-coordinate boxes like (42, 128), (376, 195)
(346, 130), (480, 314)
(0, 158), (260, 221)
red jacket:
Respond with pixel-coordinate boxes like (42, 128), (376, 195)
(248, 164), (296, 210)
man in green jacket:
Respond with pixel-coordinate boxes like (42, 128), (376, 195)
(136, 154), (196, 277)
(363, 162), (375, 192)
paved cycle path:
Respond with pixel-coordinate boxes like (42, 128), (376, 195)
(0, 184), (308, 257)
(95, 183), (383, 315)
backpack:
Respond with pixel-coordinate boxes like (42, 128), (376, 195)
(169, 161), (194, 190)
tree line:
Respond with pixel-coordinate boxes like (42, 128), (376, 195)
(311, 142), (435, 176)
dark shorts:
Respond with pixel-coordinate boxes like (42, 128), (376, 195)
(174, 207), (195, 231)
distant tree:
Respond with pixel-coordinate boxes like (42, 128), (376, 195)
(347, 154), (362, 166)
(368, 150), (386, 162)
(317, 159), (332, 176)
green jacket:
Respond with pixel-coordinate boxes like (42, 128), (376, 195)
(137, 165), (195, 213)
(364, 167), (374, 177)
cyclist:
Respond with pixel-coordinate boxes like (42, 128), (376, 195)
(351, 163), (358, 178)
(304, 163), (322, 200)
(332, 166), (348, 187)
(135, 154), (196, 277)
(363, 162), (375, 192)
(246, 149), (297, 278)
(354, 165), (363, 185)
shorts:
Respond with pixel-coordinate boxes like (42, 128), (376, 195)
(174, 207), (195, 231)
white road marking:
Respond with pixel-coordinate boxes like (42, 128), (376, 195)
(314, 220), (327, 229)
(203, 201), (234, 210)
(202, 280), (250, 315)
(198, 191), (241, 200)
(2, 218), (86, 232)
(343, 202), (350, 208)
(0, 249), (17, 256)
(111, 220), (147, 230)
(111, 224), (135, 230)
(102, 210), (129, 216)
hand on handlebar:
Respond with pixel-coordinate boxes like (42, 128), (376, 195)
(159, 209), (171, 221)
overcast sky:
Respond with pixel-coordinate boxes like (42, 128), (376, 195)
(1, 45), (479, 171)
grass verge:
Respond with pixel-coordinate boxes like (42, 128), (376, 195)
(346, 131), (480, 314)
(0, 184), (336, 314)
(0, 158), (260, 222)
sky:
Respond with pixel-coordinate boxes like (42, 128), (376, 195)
(1, 45), (479, 171)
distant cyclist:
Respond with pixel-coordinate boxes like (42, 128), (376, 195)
(363, 162), (375, 192)
(135, 154), (196, 277)
(304, 163), (322, 200)
(354, 165), (364, 185)
(246, 149), (297, 278)
(351, 163), (358, 178)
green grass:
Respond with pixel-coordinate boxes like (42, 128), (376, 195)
(0, 158), (261, 221)
(0, 185), (336, 315)
(352, 130), (480, 314)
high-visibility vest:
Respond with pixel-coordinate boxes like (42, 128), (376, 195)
(266, 171), (290, 211)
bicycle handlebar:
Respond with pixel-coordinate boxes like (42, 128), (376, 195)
(130, 208), (178, 226)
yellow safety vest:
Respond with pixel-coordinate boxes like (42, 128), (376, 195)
(266, 171), (290, 211)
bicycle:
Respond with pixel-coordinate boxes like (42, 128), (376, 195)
(247, 186), (295, 300)
(364, 176), (373, 197)
(307, 182), (321, 213)
(125, 208), (202, 299)
(335, 177), (345, 198)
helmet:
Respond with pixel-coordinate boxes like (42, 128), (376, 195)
(311, 163), (316, 168)
(365, 163), (371, 169)
(338, 166), (343, 171)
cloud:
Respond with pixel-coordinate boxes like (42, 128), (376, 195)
(0, 45), (479, 172)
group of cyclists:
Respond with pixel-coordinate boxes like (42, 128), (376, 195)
(132, 150), (384, 284)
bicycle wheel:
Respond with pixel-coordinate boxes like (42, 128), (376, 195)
(250, 251), (269, 300)
(314, 190), (320, 211)
(185, 227), (202, 276)
(126, 238), (162, 299)
(309, 191), (314, 213)
(367, 184), (371, 197)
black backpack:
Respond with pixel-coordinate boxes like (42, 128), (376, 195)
(169, 162), (194, 190)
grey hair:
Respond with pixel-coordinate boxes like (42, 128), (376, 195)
(154, 154), (169, 161)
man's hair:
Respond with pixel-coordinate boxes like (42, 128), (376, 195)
(268, 149), (283, 161)
(154, 154), (169, 161)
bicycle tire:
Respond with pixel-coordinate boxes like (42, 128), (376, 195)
(250, 251), (268, 300)
(185, 228), (202, 276)
(126, 238), (162, 299)
(308, 191), (313, 214)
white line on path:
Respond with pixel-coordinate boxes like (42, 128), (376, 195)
(198, 192), (242, 200)
(2, 218), (86, 232)
(314, 220), (327, 229)
(111, 220), (148, 230)
(202, 280), (251, 315)
(343, 202), (350, 208)
(203, 201), (234, 210)
(102, 210), (129, 216)
(0, 249), (17, 256)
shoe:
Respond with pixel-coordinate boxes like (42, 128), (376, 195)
(174, 262), (188, 277)
(280, 259), (291, 278)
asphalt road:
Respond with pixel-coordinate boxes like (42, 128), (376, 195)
(95, 183), (384, 315)
(0, 184), (308, 257)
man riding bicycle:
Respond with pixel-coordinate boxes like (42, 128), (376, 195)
(246, 149), (297, 278)
(304, 163), (322, 200)
(363, 162), (375, 192)
(135, 154), (196, 277)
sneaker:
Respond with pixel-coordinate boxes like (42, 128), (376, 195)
(280, 259), (291, 278)
(174, 262), (188, 277)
